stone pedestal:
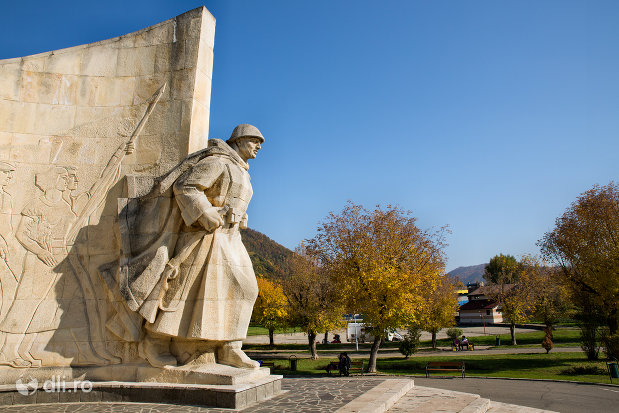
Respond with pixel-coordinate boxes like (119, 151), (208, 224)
(0, 374), (283, 409)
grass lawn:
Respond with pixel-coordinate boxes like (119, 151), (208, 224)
(259, 352), (614, 385)
(246, 324), (303, 336)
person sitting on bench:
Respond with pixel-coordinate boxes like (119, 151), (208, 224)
(338, 352), (351, 376)
(459, 336), (469, 350)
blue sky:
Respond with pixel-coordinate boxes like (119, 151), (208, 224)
(2, 0), (618, 271)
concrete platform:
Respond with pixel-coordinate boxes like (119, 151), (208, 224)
(0, 375), (283, 409)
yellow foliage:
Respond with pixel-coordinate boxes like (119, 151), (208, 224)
(253, 277), (288, 331)
(308, 202), (448, 335)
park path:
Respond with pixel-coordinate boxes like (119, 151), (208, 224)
(243, 325), (540, 345)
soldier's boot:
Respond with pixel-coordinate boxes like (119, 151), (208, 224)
(139, 331), (177, 368)
(217, 340), (259, 369)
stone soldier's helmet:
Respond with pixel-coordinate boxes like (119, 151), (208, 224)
(227, 124), (264, 144)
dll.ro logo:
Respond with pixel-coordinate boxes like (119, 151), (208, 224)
(16, 375), (92, 396)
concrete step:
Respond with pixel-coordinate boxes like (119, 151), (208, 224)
(336, 379), (414, 413)
(387, 385), (488, 412)
(387, 385), (558, 413)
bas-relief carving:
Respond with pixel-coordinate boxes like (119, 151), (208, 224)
(0, 86), (166, 368)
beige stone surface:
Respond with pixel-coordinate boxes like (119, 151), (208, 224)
(0, 6), (219, 379)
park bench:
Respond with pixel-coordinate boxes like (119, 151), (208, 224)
(451, 343), (475, 351)
(260, 361), (276, 369)
(325, 360), (364, 375)
(425, 361), (465, 378)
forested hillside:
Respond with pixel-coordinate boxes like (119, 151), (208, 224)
(241, 228), (296, 279)
(447, 263), (486, 285)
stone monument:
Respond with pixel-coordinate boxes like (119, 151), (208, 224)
(0, 7), (279, 409)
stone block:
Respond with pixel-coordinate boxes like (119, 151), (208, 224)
(81, 46), (118, 77)
(53, 75), (79, 106)
(0, 63), (20, 100)
(265, 380), (274, 398)
(100, 387), (123, 402)
(46, 51), (82, 75)
(33, 103), (76, 135)
(20, 71), (42, 103)
(13, 392), (36, 405)
(273, 378), (282, 394)
(245, 386), (257, 405)
(117, 46), (156, 77)
(183, 388), (217, 407)
(217, 390), (245, 409)
(58, 389), (81, 403)
(193, 69), (212, 105)
(256, 382), (266, 401)
(22, 57), (46, 72)
(35, 389), (60, 404)
(134, 22), (174, 48)
(0, 392), (13, 405)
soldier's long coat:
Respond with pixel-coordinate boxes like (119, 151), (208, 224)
(100, 139), (258, 342)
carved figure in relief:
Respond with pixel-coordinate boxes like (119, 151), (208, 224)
(0, 84), (163, 368)
(102, 124), (264, 369)
(0, 162), (15, 261)
(0, 161), (17, 316)
(0, 167), (76, 367)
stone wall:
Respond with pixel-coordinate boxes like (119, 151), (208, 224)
(0, 7), (215, 370)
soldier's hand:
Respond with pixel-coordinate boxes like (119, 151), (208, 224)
(198, 208), (224, 231)
(37, 250), (57, 267)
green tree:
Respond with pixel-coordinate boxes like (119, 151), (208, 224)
(484, 254), (521, 284)
(539, 182), (619, 335)
(398, 327), (422, 358)
(281, 246), (343, 359)
(308, 202), (447, 373)
(484, 254), (537, 345)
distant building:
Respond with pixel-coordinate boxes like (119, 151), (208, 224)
(456, 289), (469, 306)
(456, 281), (484, 307)
(458, 284), (514, 325)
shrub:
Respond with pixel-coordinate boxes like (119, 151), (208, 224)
(399, 327), (422, 358)
(542, 326), (553, 354)
(561, 365), (607, 376)
(542, 335), (554, 354)
(580, 323), (600, 360)
(446, 327), (463, 341)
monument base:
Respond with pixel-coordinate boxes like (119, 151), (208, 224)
(0, 366), (282, 409)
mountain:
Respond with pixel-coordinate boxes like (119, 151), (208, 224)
(241, 228), (296, 279)
(448, 263), (487, 285)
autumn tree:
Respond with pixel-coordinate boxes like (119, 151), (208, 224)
(419, 276), (459, 349)
(518, 256), (571, 330)
(539, 182), (619, 336)
(252, 277), (289, 346)
(308, 203), (447, 373)
(281, 246), (343, 359)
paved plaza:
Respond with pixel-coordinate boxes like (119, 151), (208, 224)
(0, 377), (616, 412)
